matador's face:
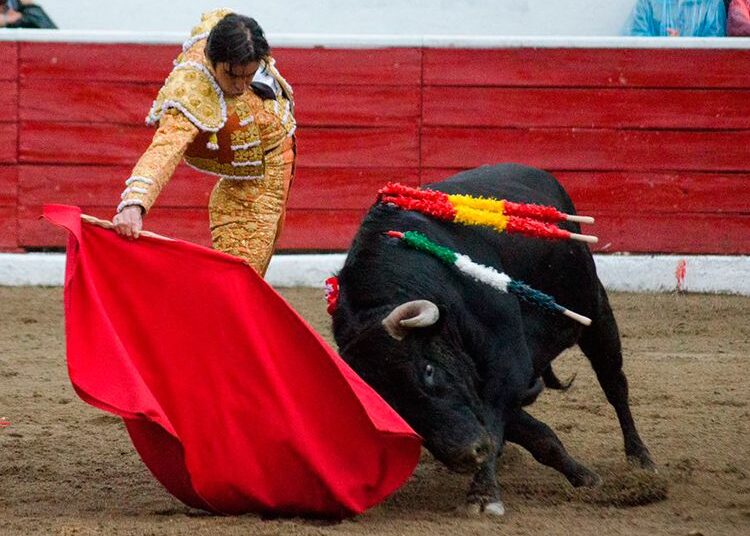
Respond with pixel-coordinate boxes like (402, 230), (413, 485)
(211, 61), (260, 98)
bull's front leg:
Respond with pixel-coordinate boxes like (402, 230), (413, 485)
(466, 454), (505, 516)
(506, 409), (600, 487)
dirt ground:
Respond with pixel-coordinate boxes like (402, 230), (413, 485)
(1, 287), (749, 535)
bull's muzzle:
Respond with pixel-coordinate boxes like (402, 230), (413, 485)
(441, 437), (495, 474)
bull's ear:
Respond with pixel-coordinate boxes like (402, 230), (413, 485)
(382, 300), (440, 340)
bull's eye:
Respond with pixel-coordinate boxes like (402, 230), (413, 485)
(424, 363), (435, 387)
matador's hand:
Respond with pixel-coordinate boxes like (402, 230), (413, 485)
(113, 206), (144, 239)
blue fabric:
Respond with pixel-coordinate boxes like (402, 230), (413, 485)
(625, 0), (727, 36)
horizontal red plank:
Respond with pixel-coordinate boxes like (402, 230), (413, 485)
(0, 166), (17, 206)
(0, 206), (17, 247)
(0, 43), (17, 81)
(421, 128), (750, 172)
(422, 169), (750, 253)
(19, 44), (421, 86)
(296, 127), (419, 167)
(20, 122), (153, 165)
(20, 80), (160, 124)
(294, 85), (420, 126)
(273, 48), (422, 86)
(18, 164), (418, 210)
(19, 81), (420, 127)
(20, 43), (177, 82)
(19, 205), (366, 251)
(277, 209), (367, 250)
(589, 213), (750, 254)
(20, 122), (420, 167)
(0, 80), (17, 121)
(18, 165), (213, 208)
(557, 171), (750, 214)
(0, 124), (17, 164)
(40, 81), (750, 132)
(20, 205), (212, 248)
(424, 49), (750, 88)
(287, 167), (419, 209)
(423, 87), (750, 129)
(420, 168), (750, 214)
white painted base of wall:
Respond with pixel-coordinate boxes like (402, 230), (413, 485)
(0, 253), (748, 295)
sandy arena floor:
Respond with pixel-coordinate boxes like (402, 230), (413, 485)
(1, 287), (749, 535)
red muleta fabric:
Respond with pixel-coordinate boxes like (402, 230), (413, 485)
(43, 204), (421, 518)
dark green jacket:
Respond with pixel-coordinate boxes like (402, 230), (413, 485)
(7, 4), (57, 29)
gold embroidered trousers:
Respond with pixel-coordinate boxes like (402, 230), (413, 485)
(208, 136), (295, 276)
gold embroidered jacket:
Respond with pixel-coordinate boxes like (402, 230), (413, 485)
(117, 9), (296, 214)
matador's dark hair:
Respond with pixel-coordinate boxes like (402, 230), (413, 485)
(205, 14), (270, 69)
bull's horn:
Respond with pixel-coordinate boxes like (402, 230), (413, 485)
(382, 300), (440, 340)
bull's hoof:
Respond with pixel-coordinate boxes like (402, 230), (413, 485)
(484, 501), (505, 516)
(569, 466), (602, 488)
(465, 500), (505, 516)
(628, 452), (657, 473)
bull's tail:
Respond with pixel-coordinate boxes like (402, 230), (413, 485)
(542, 366), (576, 391)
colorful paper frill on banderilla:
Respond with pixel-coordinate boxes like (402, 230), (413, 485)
(387, 230), (591, 326)
(43, 204), (421, 518)
(378, 183), (597, 244)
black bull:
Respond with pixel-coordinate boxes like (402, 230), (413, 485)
(331, 164), (654, 515)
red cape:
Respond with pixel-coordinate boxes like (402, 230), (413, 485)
(44, 205), (421, 517)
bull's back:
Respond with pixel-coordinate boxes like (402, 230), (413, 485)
(358, 163), (597, 302)
(350, 163), (601, 311)
(427, 164), (601, 337)
(427, 164), (575, 214)
(343, 163), (603, 362)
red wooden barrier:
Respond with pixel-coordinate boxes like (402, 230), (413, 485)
(422, 49), (750, 88)
(19, 122), (420, 167)
(19, 43), (177, 82)
(294, 86), (421, 127)
(20, 82), (421, 127)
(19, 80), (161, 124)
(286, 168), (420, 210)
(18, 165), (212, 208)
(0, 167), (16, 206)
(423, 87), (750, 129)
(18, 165), (419, 210)
(0, 165), (17, 249)
(421, 128), (750, 171)
(272, 48), (422, 85)
(0, 124), (17, 164)
(0, 206), (17, 248)
(0, 80), (17, 119)
(0, 42), (17, 80)
(421, 169), (750, 214)
(2, 41), (749, 254)
(582, 213), (750, 254)
(20, 44), (422, 85)
(16, 205), (368, 250)
(0, 42), (18, 249)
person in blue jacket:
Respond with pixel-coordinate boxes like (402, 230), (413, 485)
(625, 0), (726, 36)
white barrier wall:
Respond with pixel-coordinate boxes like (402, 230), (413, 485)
(2, 253), (749, 295)
(37, 0), (639, 36)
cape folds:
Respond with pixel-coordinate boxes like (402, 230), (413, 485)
(43, 204), (421, 517)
